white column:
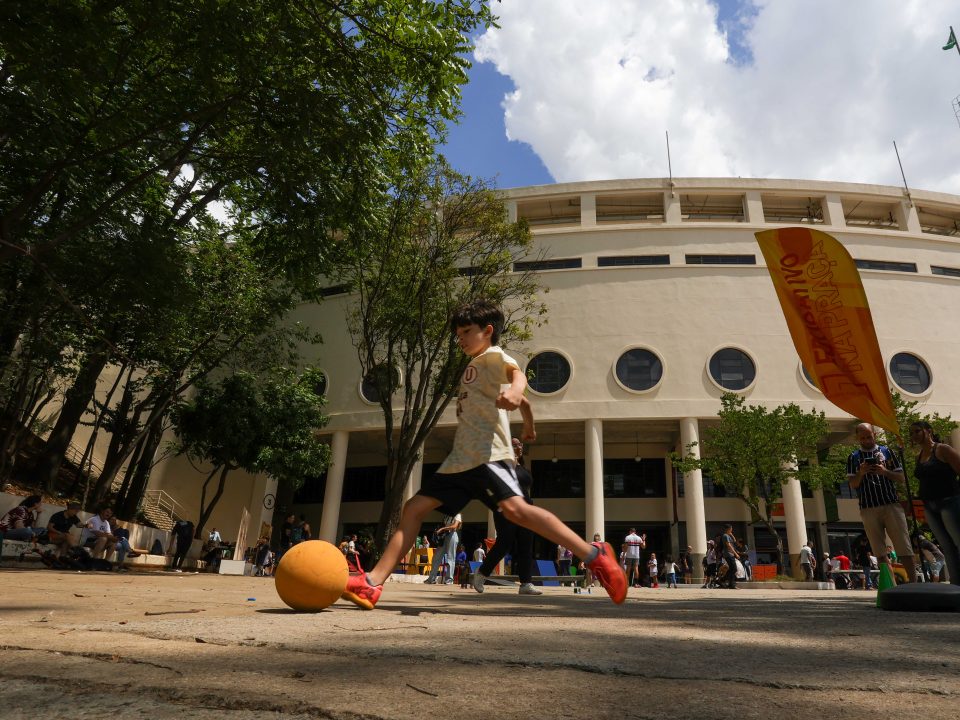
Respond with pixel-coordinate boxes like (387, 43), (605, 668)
(402, 455), (424, 504)
(781, 463), (808, 579)
(664, 189), (682, 224)
(680, 418), (707, 580)
(584, 419), (605, 541)
(821, 193), (846, 228)
(247, 474), (278, 544)
(897, 197), (921, 233)
(580, 193), (597, 227)
(744, 190), (764, 224)
(318, 430), (348, 543)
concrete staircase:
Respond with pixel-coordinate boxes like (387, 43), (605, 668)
(140, 489), (186, 532)
(140, 502), (176, 531)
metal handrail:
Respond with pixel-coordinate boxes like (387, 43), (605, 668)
(143, 489), (185, 524)
(64, 441), (103, 479)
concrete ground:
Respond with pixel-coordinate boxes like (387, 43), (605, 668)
(1, 569), (957, 720)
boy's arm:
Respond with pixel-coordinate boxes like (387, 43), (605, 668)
(518, 395), (536, 442)
(497, 364), (527, 410)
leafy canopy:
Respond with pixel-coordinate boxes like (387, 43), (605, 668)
(674, 393), (832, 507)
(172, 368), (330, 487)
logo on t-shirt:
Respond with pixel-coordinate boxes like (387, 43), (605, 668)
(462, 365), (478, 384)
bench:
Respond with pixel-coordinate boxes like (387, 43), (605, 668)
(0, 538), (61, 565)
(1, 539), (206, 571)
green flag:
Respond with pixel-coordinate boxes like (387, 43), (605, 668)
(944, 28), (957, 50)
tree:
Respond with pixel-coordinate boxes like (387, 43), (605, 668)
(672, 393), (832, 573)
(0, 0), (497, 491)
(171, 368), (330, 538)
(1, 1), (494, 266)
(338, 156), (546, 553)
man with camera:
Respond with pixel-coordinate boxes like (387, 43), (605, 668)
(846, 423), (916, 583)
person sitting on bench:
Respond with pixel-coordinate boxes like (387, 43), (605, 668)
(46, 502), (82, 557)
(0, 495), (45, 543)
(82, 507), (138, 571)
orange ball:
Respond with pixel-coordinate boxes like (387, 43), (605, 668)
(274, 540), (349, 611)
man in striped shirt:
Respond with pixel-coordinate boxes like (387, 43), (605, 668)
(846, 423), (916, 583)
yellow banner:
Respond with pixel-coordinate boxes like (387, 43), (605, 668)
(755, 227), (897, 432)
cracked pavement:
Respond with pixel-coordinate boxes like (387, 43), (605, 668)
(1, 569), (957, 719)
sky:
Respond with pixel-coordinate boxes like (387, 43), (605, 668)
(440, 0), (960, 194)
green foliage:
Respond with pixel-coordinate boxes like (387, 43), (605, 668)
(0, 0), (494, 495)
(171, 368), (330, 487)
(672, 393), (831, 506)
(671, 393), (830, 569)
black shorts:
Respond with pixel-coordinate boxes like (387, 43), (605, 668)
(417, 461), (523, 515)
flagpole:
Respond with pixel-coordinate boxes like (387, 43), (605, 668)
(892, 440), (929, 582)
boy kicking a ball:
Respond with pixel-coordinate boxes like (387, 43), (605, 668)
(341, 299), (627, 609)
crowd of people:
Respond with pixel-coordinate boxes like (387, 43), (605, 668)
(0, 497), (142, 571)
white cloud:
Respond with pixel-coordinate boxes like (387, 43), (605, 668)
(475, 0), (960, 192)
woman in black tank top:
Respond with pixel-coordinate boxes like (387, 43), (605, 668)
(910, 421), (960, 586)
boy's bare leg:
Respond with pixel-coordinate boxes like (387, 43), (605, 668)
(499, 497), (592, 558)
(499, 496), (627, 603)
(366, 494), (441, 586)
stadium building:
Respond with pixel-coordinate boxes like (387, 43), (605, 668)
(149, 177), (960, 573)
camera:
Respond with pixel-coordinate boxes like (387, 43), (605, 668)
(864, 455), (880, 465)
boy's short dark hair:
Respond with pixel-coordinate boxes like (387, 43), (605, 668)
(449, 299), (505, 345)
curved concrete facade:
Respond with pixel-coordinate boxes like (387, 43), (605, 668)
(158, 178), (960, 573)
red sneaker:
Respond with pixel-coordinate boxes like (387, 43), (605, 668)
(587, 542), (627, 604)
(341, 572), (382, 610)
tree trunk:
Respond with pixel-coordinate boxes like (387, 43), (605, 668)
(116, 422), (164, 521)
(114, 433), (146, 512)
(67, 361), (128, 498)
(740, 492), (786, 575)
(762, 516), (786, 575)
(29, 344), (109, 492)
(0, 256), (36, 375)
(196, 464), (230, 539)
(373, 453), (418, 555)
(95, 386), (174, 501)
(0, 326), (44, 479)
(91, 374), (141, 500)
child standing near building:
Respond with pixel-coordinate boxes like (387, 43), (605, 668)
(340, 300), (627, 609)
(663, 556), (678, 588)
(647, 552), (659, 588)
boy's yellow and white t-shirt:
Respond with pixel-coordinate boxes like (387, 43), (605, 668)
(437, 346), (519, 474)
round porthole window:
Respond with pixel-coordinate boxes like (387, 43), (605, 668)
(708, 348), (756, 391)
(360, 365), (399, 404)
(800, 364), (820, 392)
(614, 348), (663, 393)
(313, 371), (328, 398)
(526, 351), (572, 395)
(889, 352), (931, 394)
